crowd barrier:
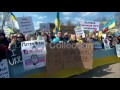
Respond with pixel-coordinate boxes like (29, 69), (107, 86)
(7, 47), (120, 78)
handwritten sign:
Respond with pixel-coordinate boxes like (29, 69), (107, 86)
(17, 17), (35, 35)
(81, 21), (99, 31)
(116, 44), (120, 58)
(7, 48), (22, 66)
(0, 59), (10, 78)
(21, 40), (46, 70)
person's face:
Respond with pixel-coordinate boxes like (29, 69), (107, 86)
(64, 33), (69, 38)
(57, 32), (62, 38)
(17, 34), (24, 42)
(72, 35), (76, 40)
(0, 35), (4, 40)
(10, 34), (14, 40)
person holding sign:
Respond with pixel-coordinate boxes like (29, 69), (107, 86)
(8, 33), (25, 50)
(77, 34), (83, 43)
(0, 31), (9, 60)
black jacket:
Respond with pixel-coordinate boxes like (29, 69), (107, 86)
(0, 37), (9, 59)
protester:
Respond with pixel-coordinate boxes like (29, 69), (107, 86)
(77, 34), (83, 43)
(63, 32), (70, 43)
(8, 33), (25, 49)
(25, 34), (31, 41)
(9, 33), (14, 43)
(0, 31), (9, 60)
(48, 32), (55, 42)
(69, 34), (78, 44)
(41, 32), (50, 44)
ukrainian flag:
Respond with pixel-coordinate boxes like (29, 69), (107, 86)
(102, 21), (107, 25)
(11, 12), (16, 20)
(108, 19), (115, 29)
(53, 12), (60, 34)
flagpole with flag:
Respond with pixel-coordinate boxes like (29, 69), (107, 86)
(53, 12), (60, 34)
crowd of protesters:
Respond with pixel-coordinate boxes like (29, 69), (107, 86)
(0, 29), (120, 61)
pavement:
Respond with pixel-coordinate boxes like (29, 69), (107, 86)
(71, 63), (120, 78)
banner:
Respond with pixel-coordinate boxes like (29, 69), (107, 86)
(74, 28), (85, 38)
(115, 44), (120, 58)
(21, 40), (46, 70)
(17, 17), (35, 35)
(0, 59), (10, 78)
(46, 43), (94, 75)
(7, 48), (22, 66)
(81, 21), (99, 31)
(94, 41), (103, 49)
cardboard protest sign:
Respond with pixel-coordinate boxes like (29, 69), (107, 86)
(7, 48), (22, 66)
(0, 59), (10, 78)
(76, 43), (94, 69)
(74, 28), (85, 38)
(81, 21), (99, 31)
(46, 43), (94, 75)
(17, 17), (35, 35)
(46, 44), (64, 75)
(116, 44), (120, 58)
(21, 40), (46, 70)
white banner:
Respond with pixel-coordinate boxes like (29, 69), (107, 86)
(40, 23), (50, 31)
(103, 39), (111, 49)
(74, 28), (85, 38)
(21, 40), (46, 70)
(0, 59), (10, 78)
(116, 44), (120, 58)
(81, 21), (99, 31)
(17, 17), (35, 35)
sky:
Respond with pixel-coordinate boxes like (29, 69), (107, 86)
(13, 12), (117, 30)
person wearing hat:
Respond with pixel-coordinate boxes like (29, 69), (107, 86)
(0, 31), (9, 60)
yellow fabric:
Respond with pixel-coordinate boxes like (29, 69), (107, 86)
(77, 39), (83, 43)
(98, 31), (102, 41)
(108, 22), (115, 29)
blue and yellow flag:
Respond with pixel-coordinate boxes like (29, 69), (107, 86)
(11, 12), (16, 20)
(53, 12), (60, 34)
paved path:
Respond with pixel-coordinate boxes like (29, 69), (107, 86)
(72, 63), (120, 78)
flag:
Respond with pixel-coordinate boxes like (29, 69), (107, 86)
(53, 12), (60, 34)
(11, 12), (16, 20)
(98, 31), (102, 41)
(108, 20), (115, 29)
(102, 21), (107, 25)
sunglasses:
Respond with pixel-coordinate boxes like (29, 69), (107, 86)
(17, 37), (23, 38)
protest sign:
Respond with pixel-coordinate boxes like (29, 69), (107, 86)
(103, 40), (111, 49)
(7, 48), (22, 66)
(81, 21), (99, 31)
(21, 40), (46, 70)
(17, 17), (35, 35)
(76, 43), (94, 69)
(74, 28), (85, 38)
(46, 43), (94, 75)
(0, 59), (10, 78)
(116, 44), (120, 58)
(40, 23), (50, 31)
(94, 41), (103, 49)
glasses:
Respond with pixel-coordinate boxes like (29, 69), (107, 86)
(17, 37), (23, 38)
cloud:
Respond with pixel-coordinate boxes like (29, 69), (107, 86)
(30, 14), (47, 19)
(62, 12), (74, 16)
(64, 16), (70, 20)
(34, 21), (43, 30)
(38, 16), (47, 19)
(80, 12), (99, 17)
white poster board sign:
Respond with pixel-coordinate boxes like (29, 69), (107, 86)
(74, 28), (85, 38)
(40, 23), (50, 31)
(116, 44), (120, 58)
(81, 21), (99, 31)
(17, 17), (35, 35)
(0, 59), (10, 78)
(21, 40), (46, 70)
